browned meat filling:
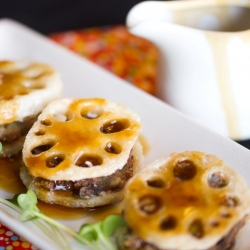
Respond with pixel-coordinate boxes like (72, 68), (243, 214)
(0, 136), (25, 159)
(32, 153), (134, 198)
(0, 115), (38, 143)
(122, 217), (246, 250)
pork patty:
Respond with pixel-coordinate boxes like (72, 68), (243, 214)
(0, 115), (38, 143)
(26, 153), (134, 199)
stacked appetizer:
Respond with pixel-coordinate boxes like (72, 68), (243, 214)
(21, 98), (143, 208)
(123, 151), (250, 250)
(0, 61), (62, 158)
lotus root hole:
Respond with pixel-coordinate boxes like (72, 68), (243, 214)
(46, 155), (64, 168)
(81, 107), (103, 119)
(138, 195), (161, 215)
(34, 129), (46, 136)
(41, 119), (52, 126)
(220, 210), (231, 218)
(210, 219), (220, 227)
(221, 196), (238, 207)
(188, 219), (204, 238)
(160, 216), (177, 230)
(100, 119), (130, 134)
(173, 159), (197, 181)
(208, 172), (229, 188)
(75, 154), (103, 168)
(31, 143), (55, 155)
(147, 178), (165, 188)
(105, 142), (122, 154)
(53, 112), (73, 122)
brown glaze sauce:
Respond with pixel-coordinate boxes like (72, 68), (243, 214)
(0, 71), (30, 101)
(0, 62), (27, 124)
(0, 61), (51, 102)
(138, 134), (150, 155)
(0, 61), (52, 124)
(37, 200), (123, 221)
(0, 134), (149, 220)
(25, 98), (141, 180)
(0, 154), (123, 221)
(124, 152), (236, 239)
(0, 98), (147, 222)
(0, 154), (26, 193)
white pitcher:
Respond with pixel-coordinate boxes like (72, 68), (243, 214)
(126, 0), (250, 140)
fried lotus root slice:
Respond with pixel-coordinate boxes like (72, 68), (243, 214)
(21, 98), (142, 208)
(123, 151), (250, 250)
(0, 61), (62, 125)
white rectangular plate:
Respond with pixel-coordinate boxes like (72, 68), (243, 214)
(0, 18), (250, 250)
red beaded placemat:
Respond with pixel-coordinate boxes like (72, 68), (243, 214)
(0, 223), (38, 250)
(49, 25), (158, 95)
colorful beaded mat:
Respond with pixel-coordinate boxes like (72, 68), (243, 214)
(49, 25), (158, 95)
(0, 223), (38, 250)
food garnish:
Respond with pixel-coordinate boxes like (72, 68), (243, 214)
(78, 213), (126, 250)
(0, 189), (126, 250)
